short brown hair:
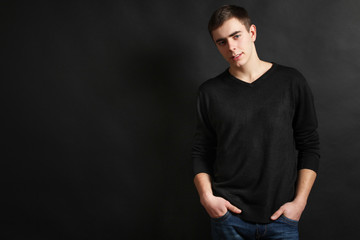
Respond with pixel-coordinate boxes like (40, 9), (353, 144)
(208, 5), (252, 37)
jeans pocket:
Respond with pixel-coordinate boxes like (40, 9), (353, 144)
(211, 211), (231, 223)
(278, 215), (299, 226)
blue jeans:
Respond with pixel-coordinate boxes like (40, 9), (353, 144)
(211, 211), (299, 240)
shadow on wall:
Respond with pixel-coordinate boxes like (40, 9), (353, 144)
(116, 40), (204, 239)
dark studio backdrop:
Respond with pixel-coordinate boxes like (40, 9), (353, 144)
(2, 0), (360, 239)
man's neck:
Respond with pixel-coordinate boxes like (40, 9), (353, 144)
(229, 58), (272, 84)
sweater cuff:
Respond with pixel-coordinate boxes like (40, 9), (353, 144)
(297, 154), (320, 173)
(193, 158), (213, 177)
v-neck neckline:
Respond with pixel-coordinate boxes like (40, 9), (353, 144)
(225, 62), (277, 87)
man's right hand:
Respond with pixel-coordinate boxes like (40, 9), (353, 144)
(194, 173), (242, 218)
(200, 193), (242, 218)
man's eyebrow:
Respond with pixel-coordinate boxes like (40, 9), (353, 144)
(215, 31), (241, 43)
(229, 31), (241, 37)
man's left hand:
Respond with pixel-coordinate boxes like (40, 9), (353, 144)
(270, 200), (306, 221)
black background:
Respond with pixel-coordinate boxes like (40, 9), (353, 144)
(2, 0), (360, 239)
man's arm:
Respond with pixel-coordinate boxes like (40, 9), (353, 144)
(271, 72), (320, 221)
(192, 89), (241, 218)
(192, 88), (241, 218)
(271, 169), (317, 221)
(194, 172), (241, 218)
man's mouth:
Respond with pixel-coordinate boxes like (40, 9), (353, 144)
(232, 53), (243, 60)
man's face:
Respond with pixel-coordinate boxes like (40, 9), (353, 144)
(211, 18), (256, 68)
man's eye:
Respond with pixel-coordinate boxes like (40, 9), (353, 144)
(218, 41), (226, 46)
(234, 34), (241, 39)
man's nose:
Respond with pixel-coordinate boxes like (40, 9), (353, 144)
(228, 40), (236, 52)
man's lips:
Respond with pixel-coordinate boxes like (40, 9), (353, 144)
(231, 52), (243, 60)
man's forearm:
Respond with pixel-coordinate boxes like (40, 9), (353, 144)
(194, 172), (213, 199)
(194, 172), (242, 217)
(293, 168), (317, 205)
(270, 168), (317, 220)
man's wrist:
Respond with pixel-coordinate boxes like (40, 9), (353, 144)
(200, 192), (214, 201)
(293, 197), (307, 208)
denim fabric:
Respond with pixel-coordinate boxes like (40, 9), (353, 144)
(211, 211), (299, 240)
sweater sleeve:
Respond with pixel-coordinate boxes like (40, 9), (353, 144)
(292, 73), (320, 172)
(191, 88), (217, 176)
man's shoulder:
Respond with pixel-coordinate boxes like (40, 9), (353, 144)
(274, 63), (304, 79)
(198, 69), (228, 92)
(277, 62), (308, 93)
(271, 63), (310, 88)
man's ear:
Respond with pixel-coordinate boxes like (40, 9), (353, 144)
(250, 24), (257, 42)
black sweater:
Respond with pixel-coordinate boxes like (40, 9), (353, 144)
(192, 63), (320, 223)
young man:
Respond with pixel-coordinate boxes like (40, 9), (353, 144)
(192, 5), (320, 240)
